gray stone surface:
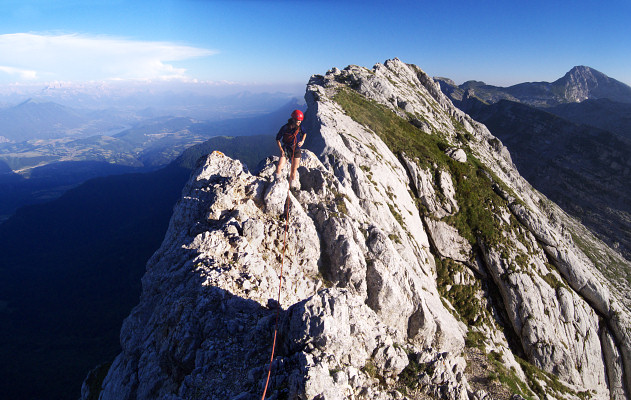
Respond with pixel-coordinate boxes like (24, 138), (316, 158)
(84, 59), (631, 400)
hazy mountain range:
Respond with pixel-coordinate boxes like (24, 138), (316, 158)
(0, 98), (92, 141)
(437, 66), (631, 260)
(0, 95), (302, 222)
(438, 65), (631, 107)
(0, 80), (304, 118)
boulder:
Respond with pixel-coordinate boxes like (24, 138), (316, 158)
(424, 218), (472, 262)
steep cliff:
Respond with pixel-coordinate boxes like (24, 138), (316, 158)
(83, 59), (631, 400)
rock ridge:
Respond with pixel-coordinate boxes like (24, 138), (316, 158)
(436, 65), (631, 107)
(84, 59), (631, 400)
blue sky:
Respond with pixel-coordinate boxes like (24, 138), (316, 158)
(1, 0), (630, 92)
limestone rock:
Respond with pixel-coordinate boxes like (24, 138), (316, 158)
(438, 169), (459, 214)
(424, 218), (471, 263)
(480, 234), (608, 393)
(446, 147), (467, 163)
(86, 58), (631, 400)
(400, 153), (458, 218)
(283, 288), (409, 399)
(601, 327), (630, 400)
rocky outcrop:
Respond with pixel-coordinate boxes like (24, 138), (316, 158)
(85, 59), (631, 400)
(424, 219), (471, 263)
(555, 66), (631, 104)
(89, 148), (468, 400)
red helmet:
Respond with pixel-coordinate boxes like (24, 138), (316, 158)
(291, 109), (304, 121)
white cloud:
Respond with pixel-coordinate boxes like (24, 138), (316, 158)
(0, 65), (38, 80)
(0, 33), (216, 82)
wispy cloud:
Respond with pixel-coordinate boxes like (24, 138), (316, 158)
(0, 33), (216, 83)
(0, 65), (38, 80)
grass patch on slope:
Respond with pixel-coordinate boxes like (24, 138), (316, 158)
(333, 88), (508, 246)
(334, 87), (560, 399)
(333, 89), (448, 169)
(435, 257), (482, 325)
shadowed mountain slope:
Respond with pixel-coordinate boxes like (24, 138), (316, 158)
(0, 134), (278, 400)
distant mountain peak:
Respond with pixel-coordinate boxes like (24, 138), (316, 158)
(17, 97), (42, 106)
(0, 98), (86, 141)
(559, 65), (607, 84)
(13, 97), (69, 110)
(568, 65), (595, 73)
(553, 65), (631, 103)
(461, 80), (488, 88)
(440, 66), (631, 107)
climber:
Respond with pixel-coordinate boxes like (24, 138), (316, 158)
(274, 109), (307, 189)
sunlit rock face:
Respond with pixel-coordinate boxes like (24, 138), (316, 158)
(83, 59), (631, 400)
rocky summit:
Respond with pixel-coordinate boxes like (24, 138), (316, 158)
(82, 59), (631, 400)
(436, 66), (631, 108)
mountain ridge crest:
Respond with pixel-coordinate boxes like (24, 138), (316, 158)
(437, 65), (631, 107)
(83, 58), (631, 400)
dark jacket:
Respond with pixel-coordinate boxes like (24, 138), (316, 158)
(276, 123), (306, 146)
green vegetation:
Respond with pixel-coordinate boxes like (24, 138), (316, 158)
(516, 357), (591, 400)
(435, 257), (487, 326)
(570, 229), (631, 288)
(485, 352), (536, 400)
(386, 76), (398, 87)
(333, 88), (449, 170)
(335, 193), (349, 216)
(361, 359), (387, 386)
(333, 83), (597, 400)
(542, 271), (563, 291)
(465, 329), (486, 349)
(450, 116), (471, 139)
(333, 88), (511, 247)
(388, 233), (402, 244)
(397, 352), (431, 393)
(329, 187), (350, 218)
(446, 161), (506, 245)
(387, 203), (404, 226)
(365, 142), (382, 160)
(359, 164), (377, 186)
(362, 359), (378, 378)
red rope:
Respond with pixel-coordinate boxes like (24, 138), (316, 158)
(261, 131), (299, 399)
(260, 190), (291, 400)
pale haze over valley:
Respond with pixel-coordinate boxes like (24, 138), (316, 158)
(1, 0), (629, 171)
